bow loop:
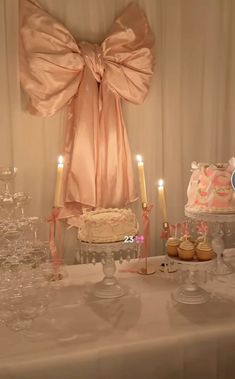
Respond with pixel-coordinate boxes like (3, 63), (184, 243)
(102, 3), (155, 104)
(20, 0), (84, 116)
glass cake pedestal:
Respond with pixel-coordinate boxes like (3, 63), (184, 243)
(168, 255), (216, 304)
(185, 209), (235, 275)
(79, 240), (139, 299)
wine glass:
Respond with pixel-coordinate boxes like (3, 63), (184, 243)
(0, 167), (17, 194)
(13, 192), (32, 218)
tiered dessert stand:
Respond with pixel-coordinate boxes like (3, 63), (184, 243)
(169, 254), (216, 304)
(78, 240), (139, 299)
(185, 209), (235, 275)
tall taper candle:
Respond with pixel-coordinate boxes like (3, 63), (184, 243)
(158, 179), (167, 221)
(54, 155), (64, 207)
(136, 155), (147, 205)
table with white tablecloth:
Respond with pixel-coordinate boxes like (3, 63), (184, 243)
(1, 255), (235, 379)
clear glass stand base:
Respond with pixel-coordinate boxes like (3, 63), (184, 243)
(173, 284), (210, 305)
(168, 255), (216, 305)
(79, 241), (138, 300)
(216, 259), (233, 275)
(94, 277), (125, 299)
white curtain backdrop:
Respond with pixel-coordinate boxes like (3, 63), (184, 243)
(0, 0), (235, 262)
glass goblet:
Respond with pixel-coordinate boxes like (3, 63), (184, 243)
(0, 167), (17, 195)
(0, 167), (17, 211)
(13, 192), (32, 219)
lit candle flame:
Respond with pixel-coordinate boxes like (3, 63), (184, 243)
(58, 155), (64, 168)
(136, 154), (143, 163)
(54, 155), (64, 207)
(136, 154), (147, 204)
(157, 178), (167, 222)
(58, 155), (64, 165)
(158, 178), (164, 187)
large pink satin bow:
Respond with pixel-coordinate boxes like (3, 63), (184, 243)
(20, 0), (155, 214)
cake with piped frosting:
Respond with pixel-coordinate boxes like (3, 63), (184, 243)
(185, 158), (235, 214)
(78, 208), (138, 243)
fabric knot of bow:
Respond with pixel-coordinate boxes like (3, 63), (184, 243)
(80, 42), (104, 83)
(20, 0), (155, 217)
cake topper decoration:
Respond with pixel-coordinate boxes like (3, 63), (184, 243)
(191, 161), (198, 170)
(182, 221), (190, 239)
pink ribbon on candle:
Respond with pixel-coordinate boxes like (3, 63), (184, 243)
(47, 207), (62, 273)
(140, 205), (153, 259)
(160, 229), (170, 239)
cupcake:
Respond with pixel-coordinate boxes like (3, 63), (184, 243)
(178, 239), (194, 261)
(196, 241), (213, 261)
(166, 237), (180, 257)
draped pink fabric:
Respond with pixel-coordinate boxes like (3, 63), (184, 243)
(19, 0), (155, 215)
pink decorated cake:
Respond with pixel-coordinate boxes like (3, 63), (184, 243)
(185, 158), (235, 214)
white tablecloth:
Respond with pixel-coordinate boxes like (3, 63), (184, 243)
(1, 255), (235, 379)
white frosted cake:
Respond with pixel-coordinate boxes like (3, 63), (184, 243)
(78, 208), (138, 243)
(185, 158), (235, 214)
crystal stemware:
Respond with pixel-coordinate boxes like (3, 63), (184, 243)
(0, 167), (17, 193)
(13, 192), (32, 218)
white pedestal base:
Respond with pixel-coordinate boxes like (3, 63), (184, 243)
(79, 241), (135, 299)
(169, 255), (216, 305)
(94, 277), (125, 299)
(173, 284), (210, 305)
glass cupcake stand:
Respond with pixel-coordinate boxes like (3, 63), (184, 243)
(168, 254), (217, 304)
(78, 240), (139, 299)
(185, 209), (235, 275)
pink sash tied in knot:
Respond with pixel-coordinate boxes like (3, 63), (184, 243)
(47, 207), (61, 268)
(141, 204), (153, 259)
(20, 0), (155, 214)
